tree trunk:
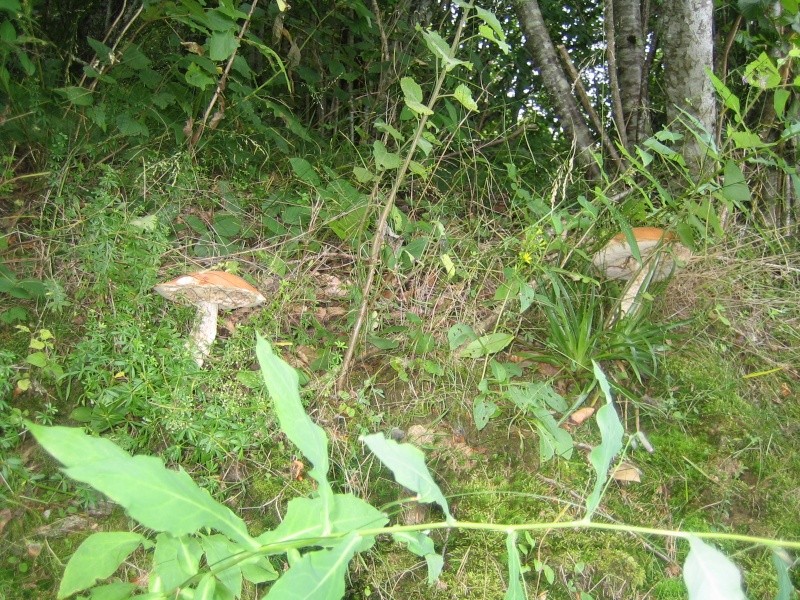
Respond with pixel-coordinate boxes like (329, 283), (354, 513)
(613, 0), (650, 147)
(513, 0), (600, 180)
(661, 0), (716, 176)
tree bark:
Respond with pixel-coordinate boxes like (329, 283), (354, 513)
(661, 0), (717, 176)
(613, 0), (650, 147)
(514, 0), (600, 180)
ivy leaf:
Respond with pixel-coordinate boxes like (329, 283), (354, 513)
(361, 433), (452, 521)
(453, 84), (478, 111)
(683, 537), (747, 600)
(58, 532), (149, 599)
(583, 362), (624, 520)
(255, 335), (331, 495)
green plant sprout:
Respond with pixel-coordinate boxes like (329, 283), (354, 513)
(26, 335), (798, 599)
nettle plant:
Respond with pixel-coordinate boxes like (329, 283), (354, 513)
(29, 336), (797, 600)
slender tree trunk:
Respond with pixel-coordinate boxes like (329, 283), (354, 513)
(613, 0), (650, 146)
(513, 0), (600, 180)
(661, 0), (716, 176)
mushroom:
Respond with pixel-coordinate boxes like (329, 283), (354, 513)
(154, 270), (266, 366)
(592, 227), (690, 318)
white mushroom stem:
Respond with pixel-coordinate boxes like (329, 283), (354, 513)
(189, 301), (219, 367)
(619, 266), (651, 318)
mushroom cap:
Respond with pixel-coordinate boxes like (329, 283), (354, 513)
(592, 227), (689, 281)
(154, 270), (266, 309)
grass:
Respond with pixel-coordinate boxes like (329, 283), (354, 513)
(1, 160), (799, 598)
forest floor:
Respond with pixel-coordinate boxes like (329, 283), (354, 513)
(1, 170), (799, 599)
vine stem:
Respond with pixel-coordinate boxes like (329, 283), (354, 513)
(351, 518), (800, 550)
(335, 5), (473, 393)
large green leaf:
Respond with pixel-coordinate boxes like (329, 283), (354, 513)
(255, 335), (331, 496)
(683, 537), (746, 600)
(401, 76), (433, 116)
(58, 532), (149, 599)
(208, 31), (239, 61)
(263, 533), (364, 600)
(28, 423), (256, 548)
(583, 362), (624, 520)
(360, 433), (451, 521)
(257, 494), (387, 549)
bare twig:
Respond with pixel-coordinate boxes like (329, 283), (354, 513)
(557, 45), (623, 173)
(603, 0), (629, 151)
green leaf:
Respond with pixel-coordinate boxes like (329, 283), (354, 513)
(478, 24), (510, 54)
(458, 332), (514, 358)
(584, 362), (624, 520)
(729, 129), (764, 149)
(472, 396), (498, 431)
(447, 323), (477, 350)
(25, 352), (48, 368)
(453, 84), (478, 111)
(58, 86), (93, 106)
(421, 29), (472, 72)
(393, 531), (443, 585)
(772, 548), (794, 600)
(360, 433), (452, 520)
(744, 52), (781, 89)
(289, 157), (320, 186)
(352, 166), (374, 183)
(408, 160), (428, 177)
(531, 407), (573, 462)
(85, 582), (138, 600)
(0, 1), (21, 13)
(58, 532), (148, 599)
(774, 89), (791, 119)
(185, 62), (216, 89)
(508, 382), (568, 413)
(264, 533), (363, 599)
(708, 71), (741, 118)
(255, 335), (331, 494)
(193, 573), (216, 600)
(258, 494), (386, 550)
(683, 537), (746, 600)
(373, 140), (402, 170)
(401, 76), (433, 116)
(504, 531), (527, 600)
(213, 214), (242, 238)
(27, 423), (257, 548)
(201, 535), (243, 597)
(722, 160), (751, 204)
(151, 533), (202, 592)
(208, 31), (238, 61)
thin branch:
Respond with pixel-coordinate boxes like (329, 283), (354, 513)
(603, 0), (629, 150)
(557, 45), (623, 173)
(336, 6), (472, 392)
(190, 0), (260, 147)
